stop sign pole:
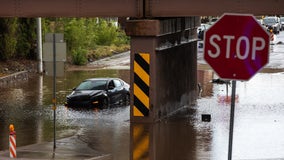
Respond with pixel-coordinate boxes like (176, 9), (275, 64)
(228, 80), (236, 160)
(204, 13), (269, 160)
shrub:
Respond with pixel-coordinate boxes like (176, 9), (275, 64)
(95, 20), (118, 46)
(71, 47), (88, 65)
(43, 18), (130, 65)
(0, 18), (18, 60)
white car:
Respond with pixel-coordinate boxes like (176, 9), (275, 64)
(197, 23), (211, 40)
(280, 17), (284, 30)
(263, 16), (281, 34)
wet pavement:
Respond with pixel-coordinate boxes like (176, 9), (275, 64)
(0, 32), (284, 159)
(0, 136), (108, 160)
(195, 72), (284, 159)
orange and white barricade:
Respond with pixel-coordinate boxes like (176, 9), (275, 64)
(9, 124), (16, 158)
(269, 29), (274, 41)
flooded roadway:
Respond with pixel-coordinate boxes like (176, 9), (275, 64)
(0, 33), (284, 159)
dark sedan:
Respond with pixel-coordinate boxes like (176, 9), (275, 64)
(65, 78), (130, 109)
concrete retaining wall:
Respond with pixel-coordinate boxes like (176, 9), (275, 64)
(0, 71), (29, 86)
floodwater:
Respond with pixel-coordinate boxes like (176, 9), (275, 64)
(0, 70), (130, 154)
(1, 70), (284, 159)
(0, 33), (284, 159)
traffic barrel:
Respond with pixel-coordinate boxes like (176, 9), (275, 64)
(9, 124), (16, 158)
(270, 29), (274, 41)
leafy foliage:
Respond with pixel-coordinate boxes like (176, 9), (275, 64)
(0, 17), (130, 64)
(0, 18), (37, 61)
(51, 18), (129, 64)
(95, 19), (118, 46)
(71, 47), (88, 65)
(16, 18), (37, 59)
(0, 18), (18, 60)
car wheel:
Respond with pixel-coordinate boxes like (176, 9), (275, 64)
(101, 98), (109, 109)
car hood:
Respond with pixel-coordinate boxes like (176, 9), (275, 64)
(68, 90), (103, 98)
(264, 22), (277, 26)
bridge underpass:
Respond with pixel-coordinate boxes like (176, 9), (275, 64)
(1, 1), (284, 159)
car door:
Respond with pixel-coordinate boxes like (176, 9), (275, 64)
(107, 79), (125, 105)
(113, 79), (125, 102)
(107, 80), (117, 104)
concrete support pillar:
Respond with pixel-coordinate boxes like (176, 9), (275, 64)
(126, 17), (200, 123)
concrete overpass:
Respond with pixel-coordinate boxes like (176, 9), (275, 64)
(0, 0), (283, 17)
(1, 0), (284, 123)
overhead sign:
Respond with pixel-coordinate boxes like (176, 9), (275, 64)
(204, 13), (270, 80)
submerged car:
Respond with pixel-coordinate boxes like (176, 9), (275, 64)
(66, 78), (130, 109)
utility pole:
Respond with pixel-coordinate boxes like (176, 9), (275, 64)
(37, 17), (43, 73)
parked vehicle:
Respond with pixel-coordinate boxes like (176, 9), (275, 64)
(197, 23), (211, 40)
(280, 17), (284, 30)
(209, 17), (218, 25)
(262, 16), (281, 34)
(65, 78), (130, 109)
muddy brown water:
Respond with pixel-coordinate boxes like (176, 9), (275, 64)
(0, 68), (284, 159)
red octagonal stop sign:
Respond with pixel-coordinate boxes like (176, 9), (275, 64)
(204, 13), (270, 81)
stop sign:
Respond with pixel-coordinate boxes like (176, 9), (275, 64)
(204, 13), (270, 80)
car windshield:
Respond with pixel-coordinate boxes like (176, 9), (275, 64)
(263, 18), (276, 24)
(76, 80), (107, 90)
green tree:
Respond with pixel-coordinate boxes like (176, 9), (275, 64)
(0, 18), (18, 60)
(41, 17), (129, 65)
(16, 18), (37, 59)
(94, 19), (118, 46)
(0, 17), (129, 63)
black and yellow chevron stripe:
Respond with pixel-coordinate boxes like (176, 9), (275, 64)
(132, 124), (149, 159)
(133, 53), (150, 117)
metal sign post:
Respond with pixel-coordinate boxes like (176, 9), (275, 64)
(52, 33), (57, 150)
(43, 32), (66, 151)
(228, 80), (236, 160)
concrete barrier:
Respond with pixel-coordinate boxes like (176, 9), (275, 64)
(0, 71), (29, 86)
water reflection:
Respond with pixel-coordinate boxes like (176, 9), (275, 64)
(197, 70), (214, 97)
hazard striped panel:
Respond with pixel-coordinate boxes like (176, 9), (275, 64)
(132, 124), (149, 160)
(133, 53), (150, 117)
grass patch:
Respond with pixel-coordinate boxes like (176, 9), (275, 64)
(87, 44), (130, 61)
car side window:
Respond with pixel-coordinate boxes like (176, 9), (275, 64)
(108, 80), (115, 89)
(92, 80), (107, 90)
(114, 80), (122, 87)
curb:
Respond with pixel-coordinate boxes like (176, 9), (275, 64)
(0, 71), (29, 85)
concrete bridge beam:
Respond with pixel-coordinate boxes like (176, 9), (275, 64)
(126, 17), (200, 122)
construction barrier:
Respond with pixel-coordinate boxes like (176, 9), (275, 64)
(9, 124), (16, 158)
(269, 29), (274, 41)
